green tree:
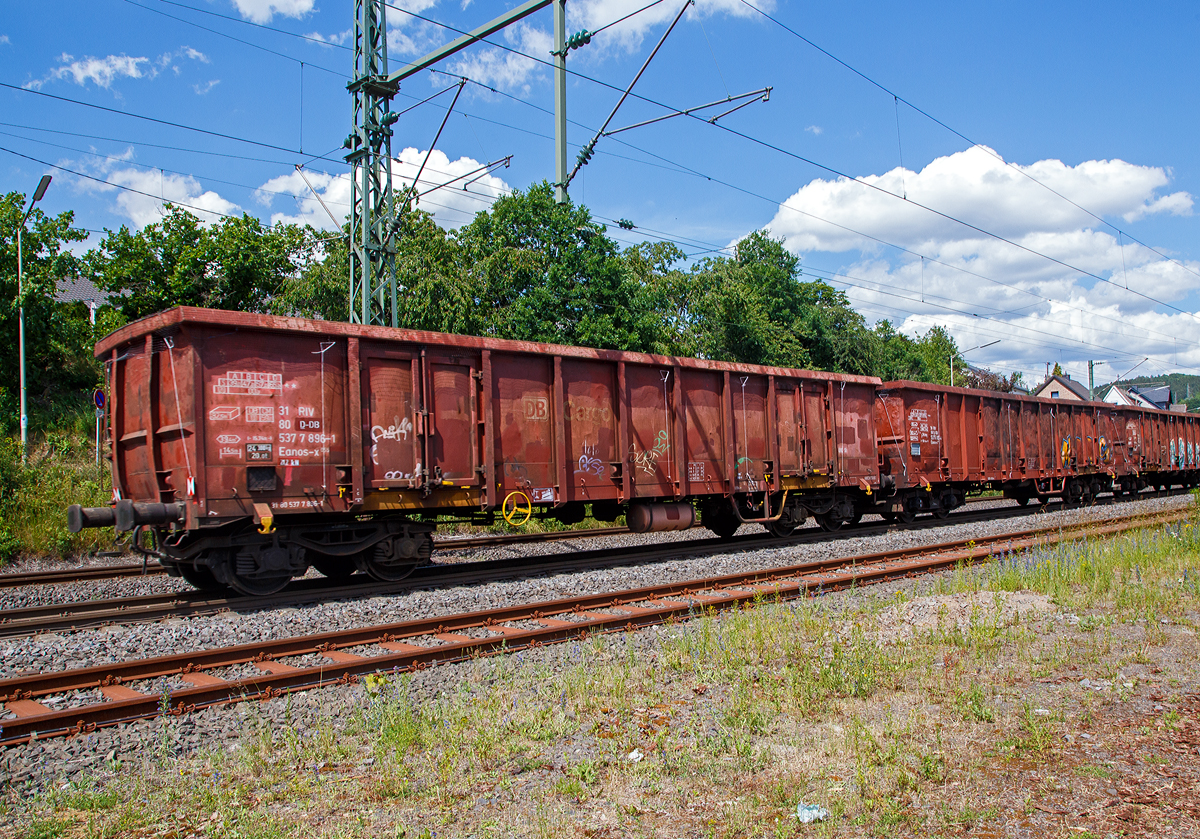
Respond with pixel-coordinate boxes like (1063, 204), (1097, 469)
(270, 224), (351, 322)
(865, 320), (929, 382)
(452, 183), (649, 349)
(84, 206), (309, 322)
(917, 325), (959, 385)
(0, 192), (94, 433)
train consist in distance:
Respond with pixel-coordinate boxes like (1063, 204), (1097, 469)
(68, 308), (1200, 595)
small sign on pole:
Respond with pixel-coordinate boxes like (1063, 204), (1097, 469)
(92, 390), (105, 465)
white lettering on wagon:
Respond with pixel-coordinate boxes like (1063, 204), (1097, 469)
(208, 406), (239, 421)
(212, 371), (282, 396)
(246, 406), (275, 423)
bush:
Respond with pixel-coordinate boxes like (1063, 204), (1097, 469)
(0, 426), (116, 564)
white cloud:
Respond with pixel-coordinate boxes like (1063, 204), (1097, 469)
(567, 0), (770, 54)
(306, 29), (352, 47)
(108, 168), (240, 228)
(393, 0), (770, 89)
(257, 149), (509, 230)
(445, 23), (551, 92)
(28, 53), (151, 90)
(27, 47), (208, 90)
(229, 0), (315, 24)
(0, 35), (10, 46)
(759, 145), (1200, 380)
(805, 125), (823, 135)
(193, 80), (221, 95)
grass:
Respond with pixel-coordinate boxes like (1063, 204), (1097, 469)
(0, 429), (116, 564)
(6, 501), (1200, 836)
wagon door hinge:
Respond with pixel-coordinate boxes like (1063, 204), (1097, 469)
(471, 369), (483, 380)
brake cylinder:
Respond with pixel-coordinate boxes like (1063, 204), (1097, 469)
(627, 503), (696, 533)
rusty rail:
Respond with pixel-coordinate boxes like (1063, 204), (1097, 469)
(0, 493), (1187, 638)
(0, 505), (1189, 747)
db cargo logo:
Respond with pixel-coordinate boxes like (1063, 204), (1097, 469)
(523, 397), (549, 421)
(217, 434), (241, 445)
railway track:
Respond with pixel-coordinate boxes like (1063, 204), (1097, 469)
(0, 525), (634, 589)
(1, 489), (1185, 591)
(0, 503), (1188, 747)
(1, 492), (1188, 639)
(0, 494), (1120, 638)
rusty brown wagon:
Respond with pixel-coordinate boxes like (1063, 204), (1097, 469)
(68, 308), (882, 595)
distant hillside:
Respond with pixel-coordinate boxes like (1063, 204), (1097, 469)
(1096, 373), (1200, 410)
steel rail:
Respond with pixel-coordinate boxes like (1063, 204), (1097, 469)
(0, 497), (1077, 637)
(0, 491), (1184, 638)
(3, 487), (1184, 590)
(0, 505), (1189, 746)
(0, 526), (635, 589)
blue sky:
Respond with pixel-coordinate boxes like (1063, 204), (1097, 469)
(3, 0), (1200, 387)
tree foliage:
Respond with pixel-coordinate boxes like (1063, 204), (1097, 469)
(9, 184), (1030, 435)
(84, 206), (310, 322)
(0, 191), (93, 433)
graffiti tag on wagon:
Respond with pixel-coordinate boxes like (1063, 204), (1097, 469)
(575, 443), (605, 478)
(631, 430), (670, 475)
(371, 416), (412, 443)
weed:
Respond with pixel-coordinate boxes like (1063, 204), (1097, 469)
(956, 683), (995, 723)
(21, 817), (67, 839)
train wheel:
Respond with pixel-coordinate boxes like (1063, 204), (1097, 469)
(816, 512), (844, 532)
(213, 545), (300, 597)
(703, 505), (741, 539)
(706, 519), (740, 539)
(895, 510), (916, 525)
(878, 511), (896, 523)
(357, 553), (419, 582)
(310, 555), (356, 580)
(1012, 494), (1031, 507)
(766, 521), (797, 538)
(355, 533), (433, 582)
(932, 507), (950, 520)
(179, 563), (224, 591)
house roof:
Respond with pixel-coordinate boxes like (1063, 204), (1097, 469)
(1129, 384), (1172, 408)
(1036, 374), (1092, 400)
(55, 275), (108, 305)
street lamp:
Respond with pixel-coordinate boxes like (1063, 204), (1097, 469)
(17, 174), (52, 462)
(951, 339), (1000, 388)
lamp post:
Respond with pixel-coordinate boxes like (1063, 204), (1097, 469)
(951, 339), (1000, 388)
(17, 174), (52, 462)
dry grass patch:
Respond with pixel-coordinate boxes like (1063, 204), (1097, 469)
(6, 506), (1200, 837)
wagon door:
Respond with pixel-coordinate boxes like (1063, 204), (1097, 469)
(361, 348), (423, 488)
(731, 374), (769, 492)
(682, 370), (726, 494)
(775, 384), (803, 478)
(801, 383), (830, 475)
(493, 355), (557, 502)
(426, 356), (480, 486)
(626, 365), (675, 498)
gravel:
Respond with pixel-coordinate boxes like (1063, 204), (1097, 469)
(0, 492), (1192, 792)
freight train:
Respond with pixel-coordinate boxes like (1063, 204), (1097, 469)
(67, 308), (1200, 595)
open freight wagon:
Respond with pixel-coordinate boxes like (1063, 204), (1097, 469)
(876, 380), (1200, 512)
(69, 308), (882, 595)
